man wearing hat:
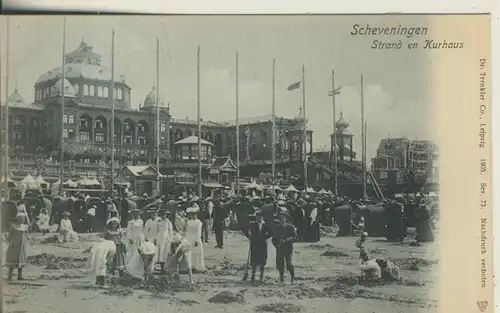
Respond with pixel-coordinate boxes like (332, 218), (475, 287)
(86, 205), (97, 233)
(106, 198), (119, 221)
(212, 197), (229, 249)
(244, 210), (272, 282)
(272, 211), (298, 284)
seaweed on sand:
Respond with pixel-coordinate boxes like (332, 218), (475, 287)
(254, 302), (303, 313)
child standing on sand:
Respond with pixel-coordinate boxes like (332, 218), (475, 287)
(5, 212), (30, 281)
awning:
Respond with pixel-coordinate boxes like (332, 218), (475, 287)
(285, 184), (298, 192)
(245, 181), (263, 190)
(306, 186), (317, 193)
(202, 182), (224, 188)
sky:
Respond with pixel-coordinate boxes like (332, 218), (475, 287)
(3, 15), (437, 162)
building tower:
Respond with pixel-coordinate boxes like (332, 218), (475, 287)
(330, 112), (354, 162)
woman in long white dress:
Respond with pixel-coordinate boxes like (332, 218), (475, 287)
(163, 211), (194, 284)
(185, 207), (205, 272)
(155, 209), (173, 270)
(125, 209), (144, 264)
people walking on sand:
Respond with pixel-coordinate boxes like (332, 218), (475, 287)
(272, 212), (298, 284)
(244, 210), (272, 282)
(126, 209), (144, 264)
(88, 239), (117, 287)
(356, 231), (369, 262)
(104, 217), (127, 277)
(59, 212), (79, 243)
(106, 198), (119, 221)
(155, 209), (173, 271)
(186, 206), (205, 272)
(5, 212), (29, 281)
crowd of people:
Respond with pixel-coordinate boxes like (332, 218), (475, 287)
(3, 188), (437, 287)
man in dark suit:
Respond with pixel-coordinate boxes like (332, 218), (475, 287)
(272, 212), (298, 284)
(212, 196), (228, 248)
(244, 211), (273, 282)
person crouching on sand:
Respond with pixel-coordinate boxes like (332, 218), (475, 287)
(88, 239), (117, 286)
(104, 217), (127, 277)
(5, 212), (30, 281)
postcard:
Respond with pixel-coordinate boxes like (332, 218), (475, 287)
(0, 14), (492, 313)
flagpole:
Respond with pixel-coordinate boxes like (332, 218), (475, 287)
(197, 46), (202, 198)
(156, 38), (161, 196)
(110, 30), (115, 193)
(3, 17), (9, 203)
(271, 58), (276, 193)
(332, 70), (338, 196)
(361, 74), (367, 199)
(302, 65), (307, 188)
(59, 17), (66, 195)
(235, 52), (240, 195)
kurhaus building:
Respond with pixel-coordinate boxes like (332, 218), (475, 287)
(6, 40), (329, 189)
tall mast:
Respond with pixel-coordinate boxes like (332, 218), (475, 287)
(302, 65), (307, 188)
(110, 30), (115, 193)
(156, 38), (161, 195)
(361, 74), (366, 198)
(271, 58), (276, 192)
(235, 52), (240, 195)
(59, 17), (66, 195)
(197, 46), (202, 197)
(332, 70), (338, 195)
(3, 17), (10, 202)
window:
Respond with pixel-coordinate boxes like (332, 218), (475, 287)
(160, 136), (167, 147)
(68, 115), (75, 125)
(68, 129), (75, 139)
(84, 85), (89, 96)
(124, 135), (133, 144)
(284, 140), (290, 152)
(89, 85), (95, 96)
(98, 87), (103, 97)
(96, 120), (104, 129)
(117, 89), (123, 100)
(80, 131), (90, 141)
(14, 117), (23, 126)
(160, 124), (167, 132)
(63, 129), (69, 138)
(63, 115), (68, 124)
(113, 134), (120, 144)
(14, 131), (22, 140)
(138, 136), (147, 145)
(181, 146), (190, 160)
(138, 124), (145, 133)
(104, 87), (109, 98)
(80, 119), (89, 128)
(124, 123), (131, 132)
(95, 132), (105, 143)
(379, 171), (388, 179)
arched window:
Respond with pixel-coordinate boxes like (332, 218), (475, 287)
(98, 86), (103, 97)
(84, 84), (89, 96)
(104, 87), (109, 98)
(89, 85), (95, 96)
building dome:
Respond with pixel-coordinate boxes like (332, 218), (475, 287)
(293, 107), (307, 123)
(49, 78), (75, 97)
(7, 88), (26, 107)
(143, 86), (164, 107)
(335, 112), (349, 130)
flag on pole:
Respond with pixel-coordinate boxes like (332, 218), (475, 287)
(287, 81), (301, 91)
(328, 86), (341, 97)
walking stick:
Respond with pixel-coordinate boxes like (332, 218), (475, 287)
(242, 243), (251, 281)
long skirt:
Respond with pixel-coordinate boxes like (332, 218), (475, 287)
(127, 252), (156, 279)
(6, 237), (29, 268)
(190, 243), (206, 271)
(164, 242), (192, 273)
(87, 240), (116, 277)
(111, 243), (127, 271)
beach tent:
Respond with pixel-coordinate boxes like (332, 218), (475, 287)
(35, 175), (50, 188)
(306, 186), (317, 193)
(285, 184), (298, 192)
(245, 180), (263, 191)
(20, 174), (39, 190)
